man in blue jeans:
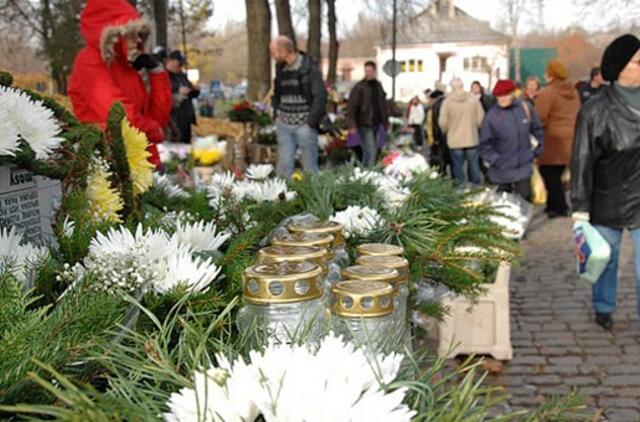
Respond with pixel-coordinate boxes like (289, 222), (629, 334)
(438, 78), (485, 184)
(270, 36), (327, 177)
(571, 34), (640, 330)
(346, 61), (389, 167)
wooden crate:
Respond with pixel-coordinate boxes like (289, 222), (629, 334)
(438, 264), (513, 361)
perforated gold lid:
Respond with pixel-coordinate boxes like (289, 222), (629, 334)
(341, 265), (399, 284)
(271, 232), (335, 258)
(332, 280), (394, 317)
(288, 220), (346, 248)
(242, 261), (323, 304)
(356, 255), (409, 285)
(356, 243), (404, 257)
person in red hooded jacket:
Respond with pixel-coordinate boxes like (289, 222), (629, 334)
(68, 0), (172, 168)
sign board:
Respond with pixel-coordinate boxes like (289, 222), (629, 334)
(0, 165), (62, 242)
(383, 59), (403, 78)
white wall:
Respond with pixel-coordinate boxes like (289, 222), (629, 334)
(376, 41), (509, 102)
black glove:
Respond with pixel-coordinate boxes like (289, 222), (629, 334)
(132, 53), (159, 71)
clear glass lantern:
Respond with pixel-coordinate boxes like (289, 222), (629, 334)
(331, 280), (397, 354)
(288, 220), (349, 269)
(237, 261), (328, 346)
(356, 255), (411, 352)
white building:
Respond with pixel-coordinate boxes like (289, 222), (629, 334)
(376, 0), (510, 102)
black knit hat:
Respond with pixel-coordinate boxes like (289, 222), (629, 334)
(601, 34), (640, 82)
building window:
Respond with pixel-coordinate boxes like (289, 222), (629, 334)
(400, 61), (407, 72)
(399, 59), (424, 73)
(417, 60), (424, 72)
(464, 55), (488, 72)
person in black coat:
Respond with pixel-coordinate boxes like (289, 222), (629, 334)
(167, 50), (199, 143)
(426, 90), (449, 175)
(571, 34), (640, 331)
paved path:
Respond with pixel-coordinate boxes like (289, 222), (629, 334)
(494, 215), (640, 420)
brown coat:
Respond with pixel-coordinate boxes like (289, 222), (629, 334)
(534, 80), (581, 166)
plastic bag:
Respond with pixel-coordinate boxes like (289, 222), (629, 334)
(573, 221), (612, 284)
(531, 165), (547, 205)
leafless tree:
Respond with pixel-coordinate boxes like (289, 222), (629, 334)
(245, 0), (271, 100)
(307, 0), (322, 62)
(326, 0), (338, 84)
(275, 0), (296, 48)
(572, 0), (639, 30)
(152, 0), (168, 48)
(500, 0), (527, 81)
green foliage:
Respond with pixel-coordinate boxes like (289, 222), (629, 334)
(0, 281), (127, 405)
(107, 102), (137, 219)
(0, 70), (13, 87)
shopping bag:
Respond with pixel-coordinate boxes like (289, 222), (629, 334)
(530, 165), (547, 205)
(573, 221), (612, 284)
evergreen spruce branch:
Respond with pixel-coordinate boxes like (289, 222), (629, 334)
(106, 102), (137, 219)
(0, 70), (13, 87)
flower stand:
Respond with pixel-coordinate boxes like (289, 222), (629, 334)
(437, 263), (513, 361)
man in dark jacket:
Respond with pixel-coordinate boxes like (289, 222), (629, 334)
(270, 36), (327, 177)
(571, 34), (640, 331)
(479, 79), (544, 200)
(346, 61), (389, 167)
(167, 50), (199, 143)
(577, 67), (606, 104)
(426, 90), (449, 174)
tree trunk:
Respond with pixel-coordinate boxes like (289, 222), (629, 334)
(178, 0), (188, 65)
(245, 0), (272, 101)
(275, 0), (296, 48)
(307, 0), (321, 62)
(326, 0), (338, 85)
(152, 0), (168, 48)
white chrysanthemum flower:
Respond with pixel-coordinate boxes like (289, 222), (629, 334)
(164, 333), (414, 422)
(206, 171), (237, 208)
(0, 106), (20, 156)
(173, 221), (230, 253)
(380, 185), (411, 210)
(61, 216), (75, 238)
(383, 153), (429, 181)
(157, 248), (221, 293)
(84, 224), (178, 293)
(153, 173), (189, 199)
(331, 206), (384, 238)
(0, 86), (63, 159)
(245, 164), (274, 180)
(0, 227), (49, 285)
(248, 178), (296, 202)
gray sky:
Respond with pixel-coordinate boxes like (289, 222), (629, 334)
(210, 0), (602, 34)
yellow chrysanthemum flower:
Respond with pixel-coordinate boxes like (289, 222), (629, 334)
(86, 159), (124, 224)
(292, 171), (304, 182)
(121, 118), (154, 195)
(192, 148), (223, 166)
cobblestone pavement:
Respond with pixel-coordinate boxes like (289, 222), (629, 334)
(491, 215), (640, 420)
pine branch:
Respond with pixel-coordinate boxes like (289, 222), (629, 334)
(106, 103), (137, 219)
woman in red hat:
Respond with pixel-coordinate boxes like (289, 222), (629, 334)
(479, 79), (544, 200)
(68, 0), (172, 168)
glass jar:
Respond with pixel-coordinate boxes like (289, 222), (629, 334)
(331, 280), (397, 354)
(288, 220), (349, 268)
(356, 243), (404, 258)
(237, 261), (327, 346)
(271, 232), (339, 295)
(257, 245), (334, 298)
(356, 255), (411, 352)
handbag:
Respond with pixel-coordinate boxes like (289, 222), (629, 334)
(573, 221), (612, 284)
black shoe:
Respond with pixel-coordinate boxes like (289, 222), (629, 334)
(595, 313), (613, 331)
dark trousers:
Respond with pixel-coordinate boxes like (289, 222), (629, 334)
(497, 179), (532, 202)
(539, 165), (568, 215)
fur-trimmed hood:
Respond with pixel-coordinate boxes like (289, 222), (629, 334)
(80, 0), (150, 64)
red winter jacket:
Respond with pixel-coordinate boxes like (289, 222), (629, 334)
(68, 0), (171, 167)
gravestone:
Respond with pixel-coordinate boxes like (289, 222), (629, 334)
(0, 164), (62, 242)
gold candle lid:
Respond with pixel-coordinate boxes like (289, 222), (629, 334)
(242, 261), (323, 304)
(356, 255), (409, 285)
(332, 280), (394, 317)
(258, 245), (328, 263)
(288, 220), (345, 248)
(341, 265), (399, 284)
(356, 243), (404, 257)
(271, 232), (335, 258)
